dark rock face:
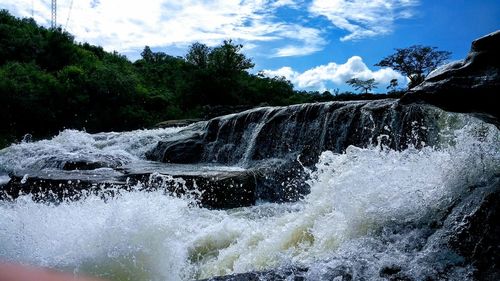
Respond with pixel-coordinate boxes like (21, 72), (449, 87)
(401, 30), (500, 126)
(146, 100), (460, 205)
(445, 177), (500, 280)
(1, 167), (257, 209)
(147, 100), (445, 167)
(62, 160), (116, 171)
(200, 267), (308, 281)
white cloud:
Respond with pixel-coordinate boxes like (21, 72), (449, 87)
(262, 56), (406, 91)
(271, 0), (300, 8)
(3, 0), (324, 56)
(273, 25), (326, 57)
(309, 0), (418, 41)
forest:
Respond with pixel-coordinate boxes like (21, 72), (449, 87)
(0, 10), (402, 147)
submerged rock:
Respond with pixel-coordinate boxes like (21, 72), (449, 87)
(401, 30), (500, 126)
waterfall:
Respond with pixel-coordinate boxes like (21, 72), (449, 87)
(0, 112), (498, 280)
(147, 100), (455, 167)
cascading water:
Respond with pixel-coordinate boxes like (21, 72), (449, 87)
(0, 102), (499, 281)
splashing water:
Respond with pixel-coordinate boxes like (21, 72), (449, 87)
(0, 117), (499, 280)
(0, 127), (185, 173)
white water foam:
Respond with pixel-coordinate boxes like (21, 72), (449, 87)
(0, 119), (499, 281)
(0, 127), (185, 173)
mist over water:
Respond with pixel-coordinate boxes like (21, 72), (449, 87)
(0, 114), (499, 280)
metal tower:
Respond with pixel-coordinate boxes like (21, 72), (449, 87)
(51, 0), (57, 28)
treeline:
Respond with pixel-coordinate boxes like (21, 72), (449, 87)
(0, 10), (401, 147)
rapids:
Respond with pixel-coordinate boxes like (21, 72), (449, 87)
(0, 110), (499, 280)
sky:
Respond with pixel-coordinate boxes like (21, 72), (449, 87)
(2, 0), (499, 92)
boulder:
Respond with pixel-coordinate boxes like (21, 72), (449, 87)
(401, 30), (500, 126)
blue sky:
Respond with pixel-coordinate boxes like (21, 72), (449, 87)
(2, 0), (499, 92)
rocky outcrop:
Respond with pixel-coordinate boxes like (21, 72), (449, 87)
(145, 100), (466, 206)
(444, 176), (500, 280)
(147, 100), (447, 167)
(1, 166), (258, 209)
(401, 30), (500, 126)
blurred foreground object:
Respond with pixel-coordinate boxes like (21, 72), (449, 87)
(0, 262), (104, 281)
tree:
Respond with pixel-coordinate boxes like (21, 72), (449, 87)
(186, 42), (210, 68)
(387, 78), (399, 92)
(375, 45), (451, 88)
(208, 39), (254, 76)
(346, 78), (378, 94)
(141, 46), (154, 63)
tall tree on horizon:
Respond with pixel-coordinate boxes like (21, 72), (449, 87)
(346, 78), (378, 94)
(376, 45), (451, 89)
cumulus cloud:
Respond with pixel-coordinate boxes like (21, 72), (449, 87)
(3, 0), (325, 56)
(309, 0), (419, 41)
(263, 56), (406, 91)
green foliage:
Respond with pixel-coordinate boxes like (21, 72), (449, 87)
(0, 10), (403, 148)
(375, 45), (451, 88)
(207, 40), (254, 75)
(186, 42), (210, 68)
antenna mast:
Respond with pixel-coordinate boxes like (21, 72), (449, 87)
(51, 0), (57, 28)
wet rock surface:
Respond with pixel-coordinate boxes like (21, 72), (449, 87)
(147, 100), (443, 167)
(401, 30), (500, 126)
(201, 267), (308, 281)
(445, 176), (500, 281)
(154, 118), (204, 128)
(1, 166), (258, 209)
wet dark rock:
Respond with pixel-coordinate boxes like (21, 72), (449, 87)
(380, 265), (414, 281)
(419, 175), (500, 281)
(0, 167), (257, 209)
(446, 177), (500, 280)
(145, 100), (450, 205)
(62, 160), (115, 170)
(154, 118), (204, 128)
(201, 267), (307, 281)
(155, 138), (205, 163)
(401, 30), (500, 127)
(203, 104), (261, 119)
(254, 160), (310, 203)
(147, 100), (442, 167)
(146, 122), (207, 163)
(126, 170), (257, 209)
(0, 172), (125, 201)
